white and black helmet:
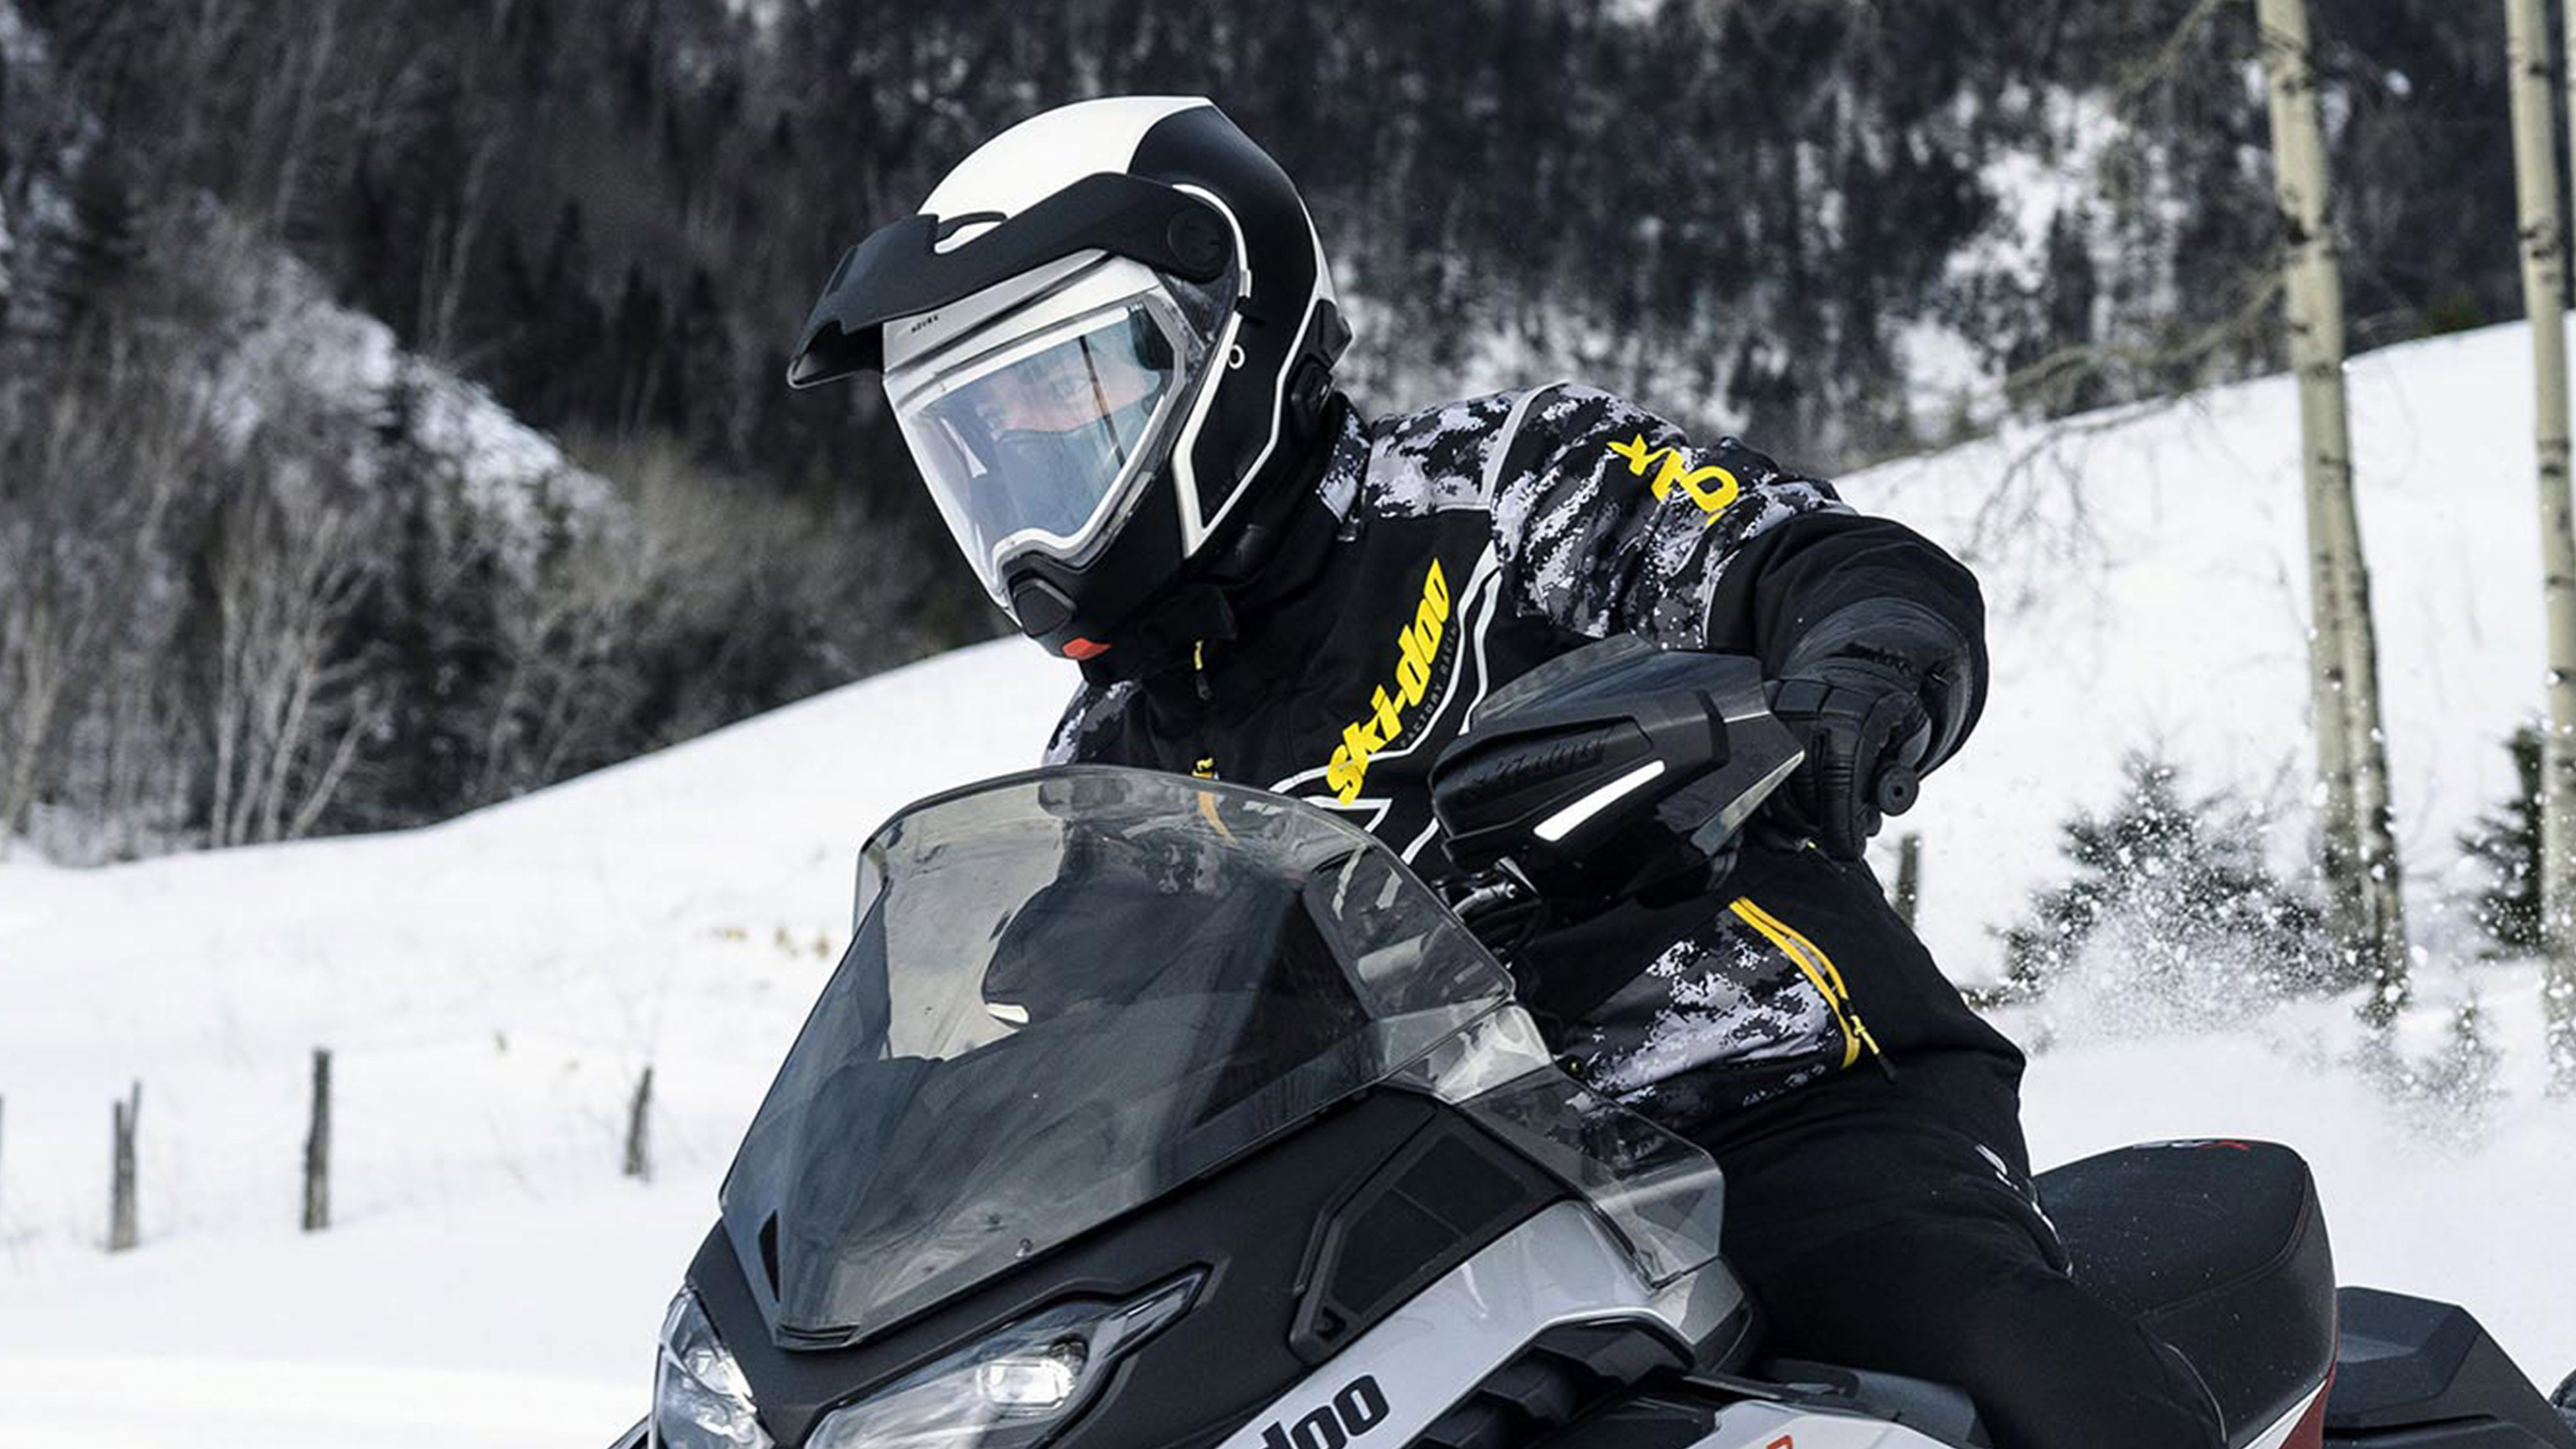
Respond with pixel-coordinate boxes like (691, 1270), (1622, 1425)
(789, 97), (1350, 665)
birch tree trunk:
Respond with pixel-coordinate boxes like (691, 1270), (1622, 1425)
(2256, 0), (2411, 1024)
(2533, 0), (2576, 1089)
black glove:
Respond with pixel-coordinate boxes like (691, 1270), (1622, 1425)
(1765, 655), (1932, 860)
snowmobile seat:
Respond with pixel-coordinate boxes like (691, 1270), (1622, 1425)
(2322, 1287), (2576, 1447)
(2035, 1140), (2336, 1447)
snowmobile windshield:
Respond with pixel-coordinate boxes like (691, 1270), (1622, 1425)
(718, 767), (1728, 1345)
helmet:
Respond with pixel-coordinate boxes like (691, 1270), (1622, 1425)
(788, 97), (1352, 666)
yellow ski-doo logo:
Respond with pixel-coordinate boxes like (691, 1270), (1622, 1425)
(1610, 432), (1740, 523)
(1324, 559), (1453, 802)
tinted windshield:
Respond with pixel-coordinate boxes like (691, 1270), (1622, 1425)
(720, 769), (1514, 1341)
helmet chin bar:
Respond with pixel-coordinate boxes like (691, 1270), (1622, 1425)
(1009, 570), (1244, 680)
(1006, 558), (1238, 674)
(991, 457), (1201, 669)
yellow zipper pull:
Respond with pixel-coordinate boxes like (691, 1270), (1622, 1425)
(1192, 638), (1213, 703)
(1852, 1014), (1897, 1080)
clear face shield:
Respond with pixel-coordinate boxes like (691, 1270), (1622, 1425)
(884, 260), (1233, 604)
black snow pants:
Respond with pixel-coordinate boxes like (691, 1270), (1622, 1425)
(1596, 837), (2228, 1449)
(1704, 1090), (2226, 1449)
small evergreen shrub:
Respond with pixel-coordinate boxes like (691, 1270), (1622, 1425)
(1999, 756), (2334, 1018)
(2457, 725), (2543, 958)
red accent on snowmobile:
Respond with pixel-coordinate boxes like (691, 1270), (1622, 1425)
(2286, 1363), (2333, 1449)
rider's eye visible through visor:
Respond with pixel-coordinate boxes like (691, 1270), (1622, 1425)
(888, 291), (1208, 601)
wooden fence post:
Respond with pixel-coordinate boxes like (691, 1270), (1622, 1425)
(624, 1065), (654, 1182)
(303, 1048), (331, 1233)
(1892, 832), (1924, 930)
(109, 1080), (140, 1252)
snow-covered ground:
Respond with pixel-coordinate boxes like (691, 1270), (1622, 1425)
(6, 316), (2575, 1445)
(0, 644), (1073, 1445)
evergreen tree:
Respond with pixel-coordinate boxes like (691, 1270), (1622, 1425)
(665, 266), (733, 450)
(346, 372), (508, 824)
(494, 203), (609, 430)
(2432, 996), (2504, 1113)
(52, 145), (145, 341)
(610, 263), (665, 435)
(2001, 756), (2332, 1004)
(2459, 726), (2545, 957)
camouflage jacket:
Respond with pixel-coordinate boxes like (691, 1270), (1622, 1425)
(1043, 384), (2014, 1130)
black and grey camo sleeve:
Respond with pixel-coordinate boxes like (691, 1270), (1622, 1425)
(1485, 383), (1852, 648)
(1041, 679), (1136, 765)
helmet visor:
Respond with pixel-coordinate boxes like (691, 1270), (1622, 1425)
(889, 289), (1211, 602)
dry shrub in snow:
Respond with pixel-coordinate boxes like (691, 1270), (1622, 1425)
(2386, 996), (2507, 1138)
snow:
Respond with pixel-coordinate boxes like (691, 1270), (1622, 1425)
(0, 1184), (698, 1446)
(1861, 323), (2553, 978)
(0, 643), (1074, 1446)
(1848, 316), (2576, 1394)
(1950, 87), (2126, 301)
(1892, 314), (2001, 440)
(8, 315), (2576, 1444)
(2012, 968), (2576, 1389)
(0, 0), (50, 69)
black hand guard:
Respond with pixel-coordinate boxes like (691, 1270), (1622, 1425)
(1431, 637), (1804, 916)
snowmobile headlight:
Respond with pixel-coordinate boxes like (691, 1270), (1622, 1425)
(654, 1287), (774, 1449)
(975, 1345), (1085, 1409)
(806, 1273), (1200, 1449)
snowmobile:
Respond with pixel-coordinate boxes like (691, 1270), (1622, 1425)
(613, 641), (2576, 1449)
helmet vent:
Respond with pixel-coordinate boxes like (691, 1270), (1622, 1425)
(1165, 207), (1231, 274)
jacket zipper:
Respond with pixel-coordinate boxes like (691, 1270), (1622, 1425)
(1729, 897), (1897, 1080)
(1190, 639), (1216, 777)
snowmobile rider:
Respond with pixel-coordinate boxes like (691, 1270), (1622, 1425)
(785, 97), (2224, 1449)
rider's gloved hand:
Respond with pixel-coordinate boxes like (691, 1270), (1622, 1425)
(1765, 654), (1932, 860)
(1762, 595), (1979, 860)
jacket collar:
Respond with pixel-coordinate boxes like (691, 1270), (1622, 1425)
(1107, 397), (1370, 717)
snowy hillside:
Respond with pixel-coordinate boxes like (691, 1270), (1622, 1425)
(203, 250), (616, 557)
(1871, 320), (2557, 978)
(6, 316), (2576, 1445)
